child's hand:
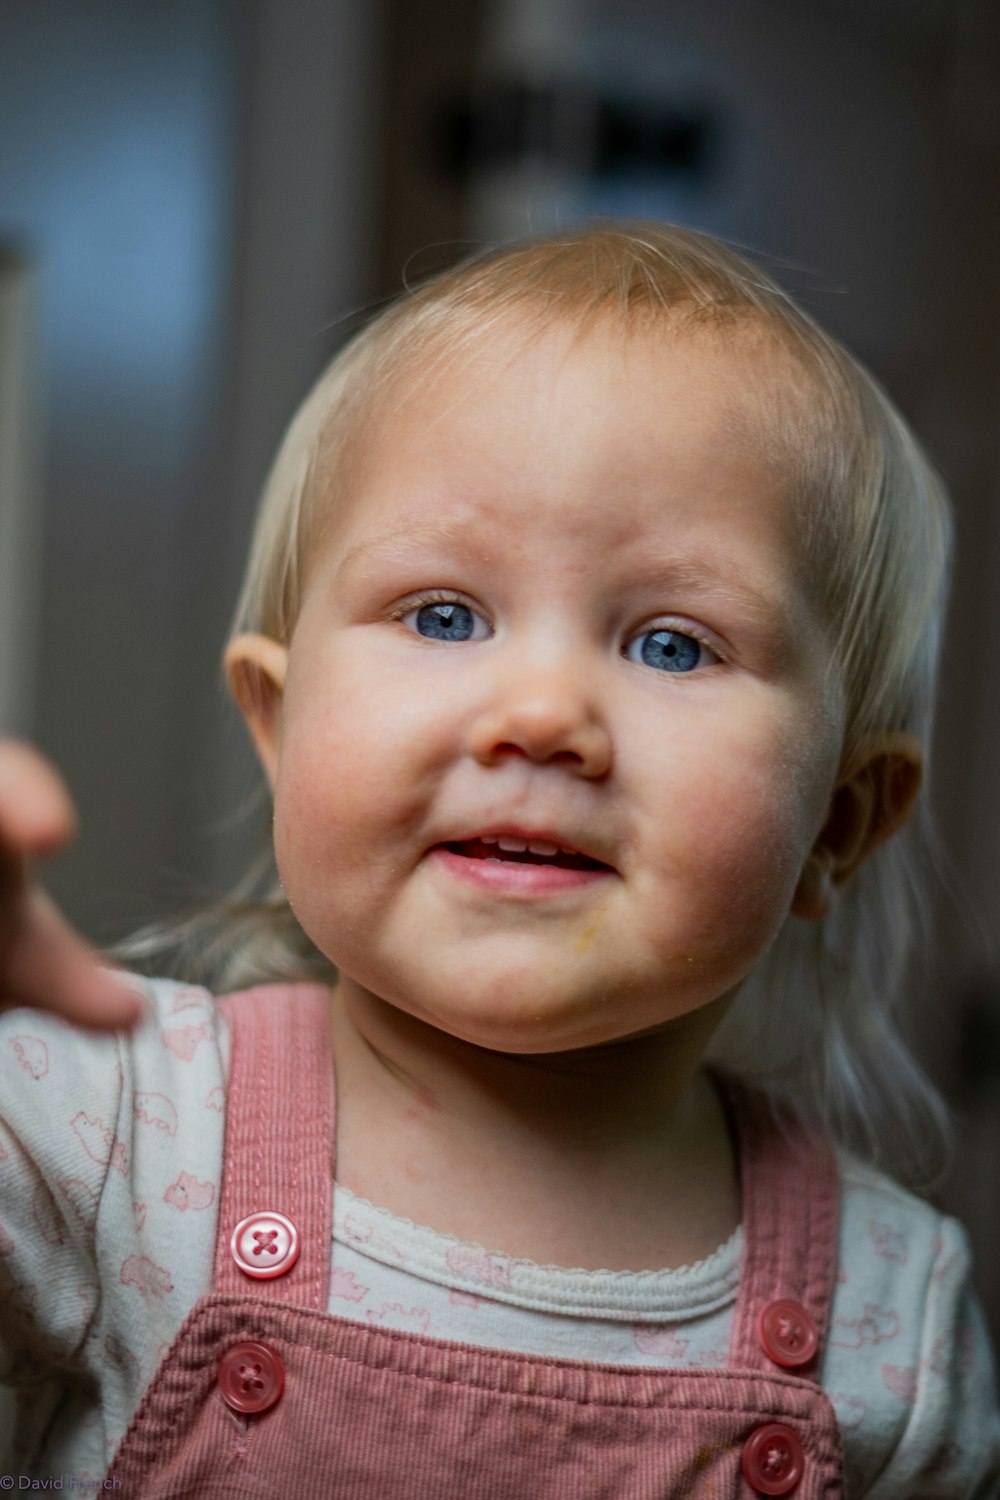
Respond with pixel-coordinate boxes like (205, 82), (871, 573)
(0, 739), (142, 1030)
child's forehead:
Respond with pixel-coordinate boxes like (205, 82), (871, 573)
(309, 315), (824, 594)
(298, 307), (837, 625)
(347, 312), (806, 474)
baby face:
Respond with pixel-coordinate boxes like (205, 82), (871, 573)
(266, 322), (843, 1052)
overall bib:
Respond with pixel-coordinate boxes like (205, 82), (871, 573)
(109, 984), (845, 1497)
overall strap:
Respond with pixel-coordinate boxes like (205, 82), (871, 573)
(213, 983), (335, 1310)
(720, 1075), (841, 1377)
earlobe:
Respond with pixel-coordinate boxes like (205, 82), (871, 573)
(791, 732), (923, 921)
(223, 634), (289, 787)
(791, 848), (836, 921)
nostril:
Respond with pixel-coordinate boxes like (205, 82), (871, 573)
(492, 742), (585, 765)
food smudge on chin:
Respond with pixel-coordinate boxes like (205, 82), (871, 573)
(574, 907), (607, 956)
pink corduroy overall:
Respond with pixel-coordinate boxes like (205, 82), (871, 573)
(109, 984), (845, 1496)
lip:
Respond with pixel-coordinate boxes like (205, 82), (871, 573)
(441, 825), (613, 868)
(427, 823), (616, 897)
(429, 845), (614, 896)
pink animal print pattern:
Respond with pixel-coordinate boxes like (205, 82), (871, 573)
(7, 1033), (48, 1080)
(167, 986), (214, 1017)
(0, 977), (230, 1474)
(120, 1254), (173, 1299)
(135, 1091), (178, 1136)
(163, 1172), (215, 1212)
(329, 1190), (746, 1362)
(326, 1166), (994, 1495)
(870, 1221), (908, 1264)
(830, 1302), (900, 1349)
(366, 1301), (432, 1336)
(444, 1244), (513, 1290)
(329, 1267), (368, 1302)
(161, 1020), (213, 1062)
(1, 982), (995, 1490)
(71, 1111), (128, 1174)
(60, 1177), (99, 1229)
(633, 1327), (689, 1359)
(342, 1205), (408, 1267)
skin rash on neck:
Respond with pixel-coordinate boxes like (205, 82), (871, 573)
(328, 977), (742, 1271)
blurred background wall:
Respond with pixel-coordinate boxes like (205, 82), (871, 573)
(2, 0), (999, 1337)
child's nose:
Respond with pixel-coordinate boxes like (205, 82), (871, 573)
(467, 662), (612, 777)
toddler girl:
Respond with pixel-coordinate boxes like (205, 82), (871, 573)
(2, 221), (999, 1496)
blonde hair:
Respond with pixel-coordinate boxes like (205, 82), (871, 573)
(120, 220), (953, 1186)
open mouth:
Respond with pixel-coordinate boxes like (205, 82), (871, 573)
(440, 837), (610, 872)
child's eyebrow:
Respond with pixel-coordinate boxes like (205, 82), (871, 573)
(334, 522), (799, 635)
(628, 554), (789, 625)
(334, 521), (492, 582)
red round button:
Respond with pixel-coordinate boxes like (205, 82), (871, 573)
(230, 1211), (300, 1279)
(218, 1341), (285, 1414)
(759, 1300), (819, 1368)
(741, 1423), (805, 1495)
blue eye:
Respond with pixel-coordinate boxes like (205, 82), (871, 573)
(628, 628), (710, 673)
(406, 600), (486, 642)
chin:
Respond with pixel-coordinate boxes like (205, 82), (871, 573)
(431, 1008), (586, 1054)
(378, 971), (583, 1049)
(411, 980), (652, 1056)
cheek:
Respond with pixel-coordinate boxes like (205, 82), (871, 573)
(274, 726), (378, 877)
(640, 706), (834, 953)
(271, 662), (440, 909)
(273, 641), (482, 853)
(680, 791), (800, 939)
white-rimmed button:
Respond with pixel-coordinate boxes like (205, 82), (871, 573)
(230, 1210), (300, 1279)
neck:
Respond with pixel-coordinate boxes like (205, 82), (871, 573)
(328, 979), (741, 1270)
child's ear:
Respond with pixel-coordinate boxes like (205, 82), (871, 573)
(791, 732), (923, 921)
(224, 634), (289, 788)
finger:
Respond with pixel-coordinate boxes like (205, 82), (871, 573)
(0, 740), (78, 855)
(3, 888), (143, 1030)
